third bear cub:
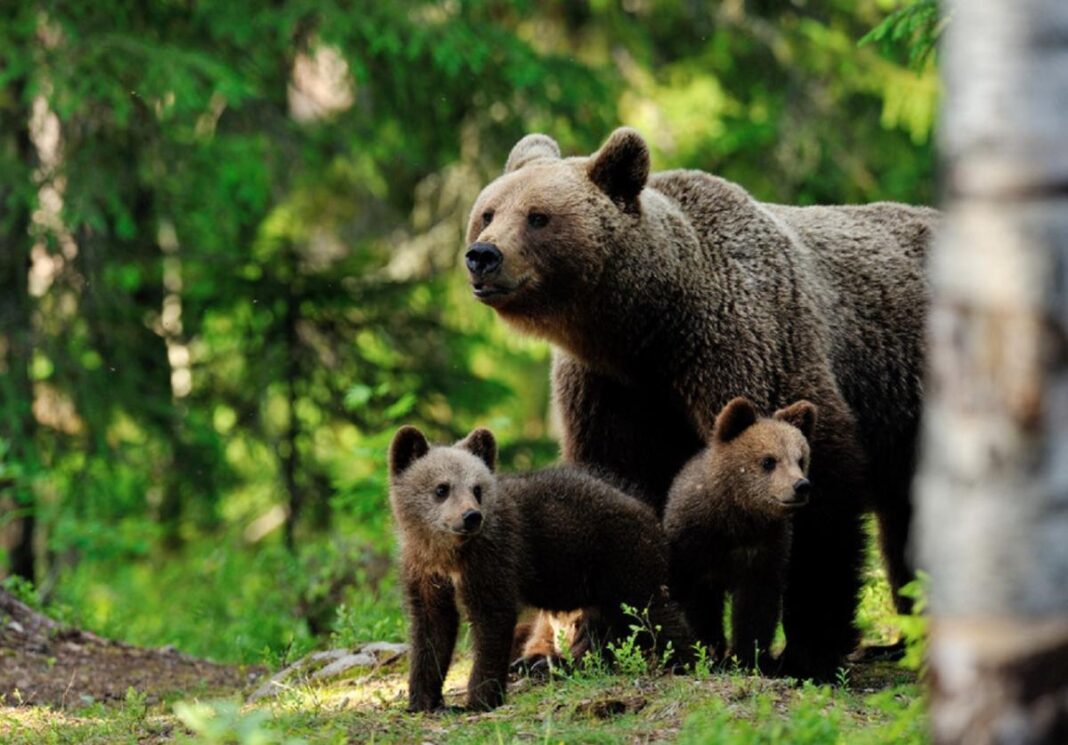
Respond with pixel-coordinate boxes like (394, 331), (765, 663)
(663, 397), (817, 671)
(390, 425), (689, 712)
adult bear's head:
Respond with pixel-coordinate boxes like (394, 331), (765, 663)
(464, 128), (650, 328)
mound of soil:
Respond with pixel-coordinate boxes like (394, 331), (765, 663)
(0, 589), (261, 708)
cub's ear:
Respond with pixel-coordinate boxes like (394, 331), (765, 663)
(390, 425), (430, 477)
(587, 127), (649, 213)
(713, 397), (759, 443)
(505, 133), (561, 173)
(457, 428), (497, 472)
(773, 400), (818, 441)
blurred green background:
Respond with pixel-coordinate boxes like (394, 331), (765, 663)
(0, 1), (936, 664)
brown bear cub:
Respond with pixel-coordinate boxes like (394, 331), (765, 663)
(389, 425), (690, 712)
(663, 397), (817, 672)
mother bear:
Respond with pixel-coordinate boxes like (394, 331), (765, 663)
(463, 128), (936, 679)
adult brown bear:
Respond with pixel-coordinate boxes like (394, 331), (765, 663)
(464, 128), (936, 678)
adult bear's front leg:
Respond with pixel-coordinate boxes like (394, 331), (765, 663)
(530, 352), (704, 673)
(552, 351), (701, 511)
(778, 400), (867, 681)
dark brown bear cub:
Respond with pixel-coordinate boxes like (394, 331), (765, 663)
(663, 397), (816, 672)
(389, 425), (689, 712)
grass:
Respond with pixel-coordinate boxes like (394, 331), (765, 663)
(0, 655), (925, 744)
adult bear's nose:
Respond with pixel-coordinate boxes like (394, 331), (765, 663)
(793, 479), (811, 500)
(465, 242), (503, 276)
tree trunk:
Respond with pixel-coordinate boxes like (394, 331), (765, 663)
(916, 1), (1068, 743)
(282, 243), (302, 551)
(0, 77), (39, 582)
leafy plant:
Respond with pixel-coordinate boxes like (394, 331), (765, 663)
(173, 699), (306, 745)
(689, 641), (715, 680)
(895, 572), (930, 672)
(605, 602), (677, 677)
(860, 0), (946, 70)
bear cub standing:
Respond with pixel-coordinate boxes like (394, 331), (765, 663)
(389, 425), (689, 712)
(663, 397), (817, 671)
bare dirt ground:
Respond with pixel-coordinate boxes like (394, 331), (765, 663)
(0, 590), (261, 708)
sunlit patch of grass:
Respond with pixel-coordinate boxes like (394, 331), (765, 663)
(0, 699), (174, 745)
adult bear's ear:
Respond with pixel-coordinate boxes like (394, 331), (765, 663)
(587, 127), (649, 213)
(713, 397), (759, 443)
(457, 428), (497, 472)
(773, 400), (818, 441)
(505, 133), (561, 173)
(390, 425), (430, 477)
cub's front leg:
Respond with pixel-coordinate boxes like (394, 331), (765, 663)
(405, 572), (460, 712)
(462, 579), (518, 711)
(668, 528), (727, 660)
(730, 553), (786, 673)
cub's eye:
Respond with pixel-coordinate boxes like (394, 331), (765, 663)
(482, 210), (494, 227)
(434, 483), (450, 500)
(527, 212), (549, 229)
(760, 456), (777, 473)
(473, 484), (482, 503)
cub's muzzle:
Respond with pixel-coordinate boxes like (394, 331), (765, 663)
(460, 508), (483, 534)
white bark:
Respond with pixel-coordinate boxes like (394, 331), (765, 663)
(916, 1), (1068, 743)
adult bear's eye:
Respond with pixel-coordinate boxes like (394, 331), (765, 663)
(760, 456), (777, 472)
(527, 212), (549, 228)
(473, 485), (482, 503)
(482, 210), (494, 227)
(435, 483), (450, 500)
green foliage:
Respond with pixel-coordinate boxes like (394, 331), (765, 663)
(689, 641), (715, 680)
(895, 572), (930, 673)
(612, 602), (677, 673)
(678, 681), (927, 745)
(53, 539), (314, 663)
(174, 699), (307, 745)
(1, 574), (42, 610)
(328, 587), (406, 652)
(679, 685), (841, 745)
(119, 687), (149, 729)
(860, 0), (944, 71)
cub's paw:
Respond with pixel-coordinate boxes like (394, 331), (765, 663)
(847, 640), (906, 663)
(510, 653), (554, 677)
(775, 646), (841, 684)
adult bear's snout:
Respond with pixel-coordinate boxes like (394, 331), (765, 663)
(466, 242), (503, 277)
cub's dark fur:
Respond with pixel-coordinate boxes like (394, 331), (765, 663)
(663, 398), (817, 671)
(389, 425), (689, 712)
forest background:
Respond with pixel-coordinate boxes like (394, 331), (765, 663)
(0, 0), (937, 668)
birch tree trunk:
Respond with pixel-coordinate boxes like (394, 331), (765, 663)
(916, 1), (1068, 743)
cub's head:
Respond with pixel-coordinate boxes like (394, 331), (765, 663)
(464, 128), (650, 324)
(708, 397), (817, 518)
(388, 426), (498, 546)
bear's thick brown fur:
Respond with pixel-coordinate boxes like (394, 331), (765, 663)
(389, 425), (691, 712)
(663, 397), (816, 671)
(464, 128), (936, 679)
